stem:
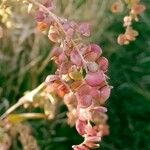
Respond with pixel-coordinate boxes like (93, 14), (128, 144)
(0, 82), (46, 120)
(8, 113), (46, 120)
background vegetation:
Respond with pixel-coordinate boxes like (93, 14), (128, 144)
(0, 0), (150, 149)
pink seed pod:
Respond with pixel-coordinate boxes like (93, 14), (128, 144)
(117, 34), (129, 45)
(51, 47), (63, 57)
(85, 71), (106, 87)
(58, 52), (68, 64)
(48, 25), (62, 43)
(77, 107), (91, 121)
(64, 92), (77, 109)
(66, 28), (75, 40)
(70, 50), (82, 66)
(97, 57), (109, 72)
(35, 11), (45, 22)
(77, 84), (91, 96)
(99, 86), (111, 104)
(90, 106), (107, 113)
(77, 94), (92, 108)
(45, 75), (59, 84)
(59, 62), (71, 74)
(78, 22), (90, 37)
(85, 124), (98, 136)
(72, 144), (89, 150)
(76, 119), (87, 135)
(90, 88), (100, 100)
(87, 62), (99, 72)
(84, 142), (100, 149)
(90, 107), (108, 123)
(84, 44), (102, 61)
(44, 0), (55, 10)
(85, 135), (101, 143)
(131, 4), (146, 15)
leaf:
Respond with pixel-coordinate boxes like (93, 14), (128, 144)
(7, 113), (45, 123)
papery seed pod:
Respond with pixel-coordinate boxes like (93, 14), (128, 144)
(48, 25), (62, 43)
(87, 62), (99, 72)
(84, 44), (102, 61)
(126, 26), (138, 37)
(85, 71), (106, 87)
(91, 106), (107, 113)
(59, 62), (71, 74)
(73, 144), (89, 150)
(70, 81), (83, 91)
(51, 47), (63, 57)
(111, 0), (124, 13)
(131, 4), (146, 15)
(70, 50), (82, 66)
(99, 86), (111, 104)
(92, 112), (108, 124)
(35, 11), (45, 22)
(84, 142), (100, 149)
(77, 107), (91, 121)
(45, 75), (59, 84)
(56, 84), (69, 97)
(66, 28), (75, 40)
(67, 110), (77, 126)
(117, 34), (129, 45)
(90, 107), (107, 123)
(64, 92), (77, 109)
(97, 57), (109, 72)
(76, 119), (87, 135)
(85, 125), (100, 136)
(58, 52), (68, 64)
(90, 88), (100, 100)
(37, 22), (48, 32)
(77, 94), (92, 108)
(44, 0), (54, 10)
(78, 22), (90, 37)
(123, 16), (132, 26)
(77, 84), (91, 95)
(85, 135), (101, 143)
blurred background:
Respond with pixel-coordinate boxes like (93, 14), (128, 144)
(0, 0), (150, 149)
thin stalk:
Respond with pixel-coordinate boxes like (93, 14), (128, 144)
(0, 82), (46, 120)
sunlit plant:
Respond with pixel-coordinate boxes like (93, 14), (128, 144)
(0, 0), (146, 149)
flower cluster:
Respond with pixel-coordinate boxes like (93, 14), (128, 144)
(111, 0), (146, 45)
(0, 120), (39, 150)
(34, 0), (111, 149)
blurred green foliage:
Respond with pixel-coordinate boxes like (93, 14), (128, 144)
(0, 0), (150, 150)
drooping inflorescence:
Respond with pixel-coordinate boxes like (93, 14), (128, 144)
(34, 0), (111, 149)
(111, 0), (146, 45)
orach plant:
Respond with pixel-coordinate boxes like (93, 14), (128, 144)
(0, 0), (145, 150)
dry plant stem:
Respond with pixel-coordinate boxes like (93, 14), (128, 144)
(10, 113), (46, 120)
(0, 0), (7, 8)
(0, 82), (46, 120)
